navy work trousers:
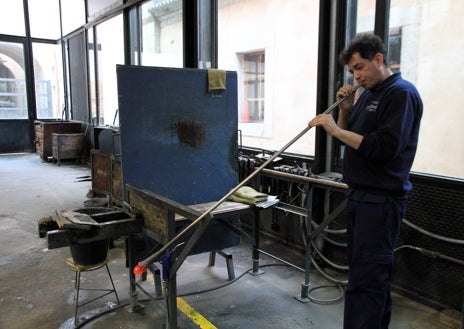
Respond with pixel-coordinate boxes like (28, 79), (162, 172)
(343, 193), (406, 329)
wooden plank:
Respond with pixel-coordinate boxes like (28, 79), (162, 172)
(91, 150), (111, 195)
(127, 185), (204, 220)
(126, 185), (209, 243)
(111, 160), (123, 204)
(128, 192), (169, 243)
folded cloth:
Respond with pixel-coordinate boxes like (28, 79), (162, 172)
(208, 69), (226, 92)
(228, 186), (268, 205)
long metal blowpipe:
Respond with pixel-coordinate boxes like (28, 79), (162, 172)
(133, 84), (362, 275)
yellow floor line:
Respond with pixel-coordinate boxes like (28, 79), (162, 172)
(177, 297), (218, 329)
(145, 275), (216, 328)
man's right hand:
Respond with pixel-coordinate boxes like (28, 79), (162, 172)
(336, 84), (356, 111)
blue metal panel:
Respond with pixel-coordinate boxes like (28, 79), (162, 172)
(117, 66), (238, 205)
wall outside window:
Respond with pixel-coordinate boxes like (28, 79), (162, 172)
(139, 0), (183, 67)
(218, 0), (320, 156)
(357, 0), (464, 178)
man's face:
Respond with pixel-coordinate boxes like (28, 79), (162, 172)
(347, 52), (384, 90)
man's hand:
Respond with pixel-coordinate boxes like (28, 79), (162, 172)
(336, 84), (356, 112)
(308, 114), (339, 136)
(308, 112), (363, 150)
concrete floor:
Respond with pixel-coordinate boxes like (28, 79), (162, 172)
(0, 153), (455, 329)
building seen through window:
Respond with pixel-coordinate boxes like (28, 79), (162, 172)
(218, 0), (319, 156)
(0, 42), (27, 119)
(388, 28), (402, 73)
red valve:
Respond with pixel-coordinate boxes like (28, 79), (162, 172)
(133, 262), (147, 275)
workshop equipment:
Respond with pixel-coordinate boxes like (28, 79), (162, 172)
(34, 120), (81, 161)
(134, 83), (362, 274)
(113, 66), (249, 327)
(40, 207), (142, 250)
(116, 66), (240, 206)
(39, 207), (132, 327)
(67, 257), (120, 327)
(125, 185), (256, 329)
(126, 78), (359, 328)
(52, 132), (85, 166)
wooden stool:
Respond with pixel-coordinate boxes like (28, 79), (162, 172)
(66, 258), (120, 326)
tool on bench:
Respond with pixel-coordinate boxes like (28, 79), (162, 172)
(133, 84), (362, 275)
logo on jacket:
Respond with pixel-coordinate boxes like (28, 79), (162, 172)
(365, 100), (379, 113)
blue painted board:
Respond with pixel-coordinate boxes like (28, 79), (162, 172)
(116, 65), (238, 205)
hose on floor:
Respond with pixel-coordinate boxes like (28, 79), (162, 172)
(178, 262), (345, 304)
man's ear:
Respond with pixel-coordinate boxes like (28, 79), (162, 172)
(374, 53), (384, 66)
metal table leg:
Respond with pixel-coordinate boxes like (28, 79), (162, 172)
(295, 186), (313, 303)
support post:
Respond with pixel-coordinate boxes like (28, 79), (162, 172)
(295, 186), (314, 303)
(250, 208), (264, 276)
(126, 235), (144, 313)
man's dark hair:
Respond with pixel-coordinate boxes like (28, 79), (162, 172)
(339, 33), (388, 65)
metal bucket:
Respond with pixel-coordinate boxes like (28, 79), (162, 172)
(69, 239), (109, 265)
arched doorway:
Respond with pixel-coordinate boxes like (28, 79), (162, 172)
(0, 40), (31, 153)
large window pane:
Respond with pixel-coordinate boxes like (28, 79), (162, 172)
(356, 0), (376, 33)
(139, 0), (183, 67)
(61, 0), (86, 36)
(68, 32), (89, 122)
(218, 0), (320, 156)
(33, 42), (64, 119)
(88, 0), (123, 21)
(0, 1), (25, 36)
(95, 15), (124, 125)
(359, 0), (464, 178)
(128, 8), (140, 65)
(88, 30), (97, 123)
(0, 41), (27, 119)
(28, 0), (61, 39)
